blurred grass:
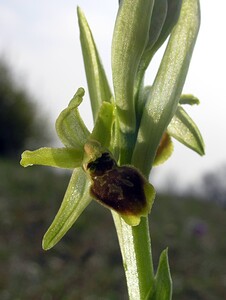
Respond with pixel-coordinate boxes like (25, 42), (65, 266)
(0, 159), (226, 299)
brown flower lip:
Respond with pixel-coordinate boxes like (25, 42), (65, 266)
(87, 152), (147, 216)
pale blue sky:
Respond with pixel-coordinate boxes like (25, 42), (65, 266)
(0, 0), (226, 190)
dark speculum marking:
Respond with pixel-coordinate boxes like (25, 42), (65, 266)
(87, 153), (146, 215)
(87, 152), (116, 176)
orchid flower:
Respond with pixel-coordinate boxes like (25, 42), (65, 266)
(21, 1), (203, 299)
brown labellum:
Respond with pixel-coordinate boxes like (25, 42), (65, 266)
(86, 152), (154, 225)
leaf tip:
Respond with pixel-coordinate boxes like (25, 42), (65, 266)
(42, 236), (53, 251)
(198, 145), (205, 156)
(42, 229), (58, 251)
(77, 5), (82, 15)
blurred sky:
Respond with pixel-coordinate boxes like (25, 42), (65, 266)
(0, 0), (226, 190)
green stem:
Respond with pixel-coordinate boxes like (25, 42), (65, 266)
(112, 213), (154, 300)
(112, 125), (155, 299)
(112, 1), (200, 298)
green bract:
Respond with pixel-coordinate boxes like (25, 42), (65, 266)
(132, 0), (201, 177)
(112, 0), (154, 133)
(136, 0), (182, 93)
(77, 8), (112, 121)
(20, 0), (204, 299)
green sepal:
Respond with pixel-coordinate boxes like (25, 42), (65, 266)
(149, 249), (172, 300)
(133, 0), (201, 176)
(168, 105), (205, 155)
(179, 94), (200, 105)
(90, 102), (115, 149)
(42, 168), (92, 250)
(153, 133), (174, 166)
(77, 7), (112, 122)
(55, 88), (90, 149)
(112, 0), (154, 132)
(20, 147), (84, 169)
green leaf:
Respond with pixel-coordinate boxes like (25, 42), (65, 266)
(148, 249), (172, 300)
(20, 147), (84, 169)
(167, 105), (205, 155)
(42, 168), (92, 250)
(90, 102), (115, 149)
(77, 7), (112, 122)
(133, 0), (201, 176)
(179, 94), (200, 105)
(112, 0), (155, 132)
(55, 88), (90, 149)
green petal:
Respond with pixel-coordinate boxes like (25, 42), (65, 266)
(55, 88), (90, 148)
(42, 168), (92, 250)
(112, 0), (154, 132)
(133, 0), (200, 176)
(148, 249), (172, 300)
(77, 7), (112, 122)
(90, 102), (115, 149)
(179, 94), (200, 105)
(167, 105), (205, 155)
(20, 147), (84, 169)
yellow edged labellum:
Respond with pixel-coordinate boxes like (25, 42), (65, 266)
(84, 142), (155, 226)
